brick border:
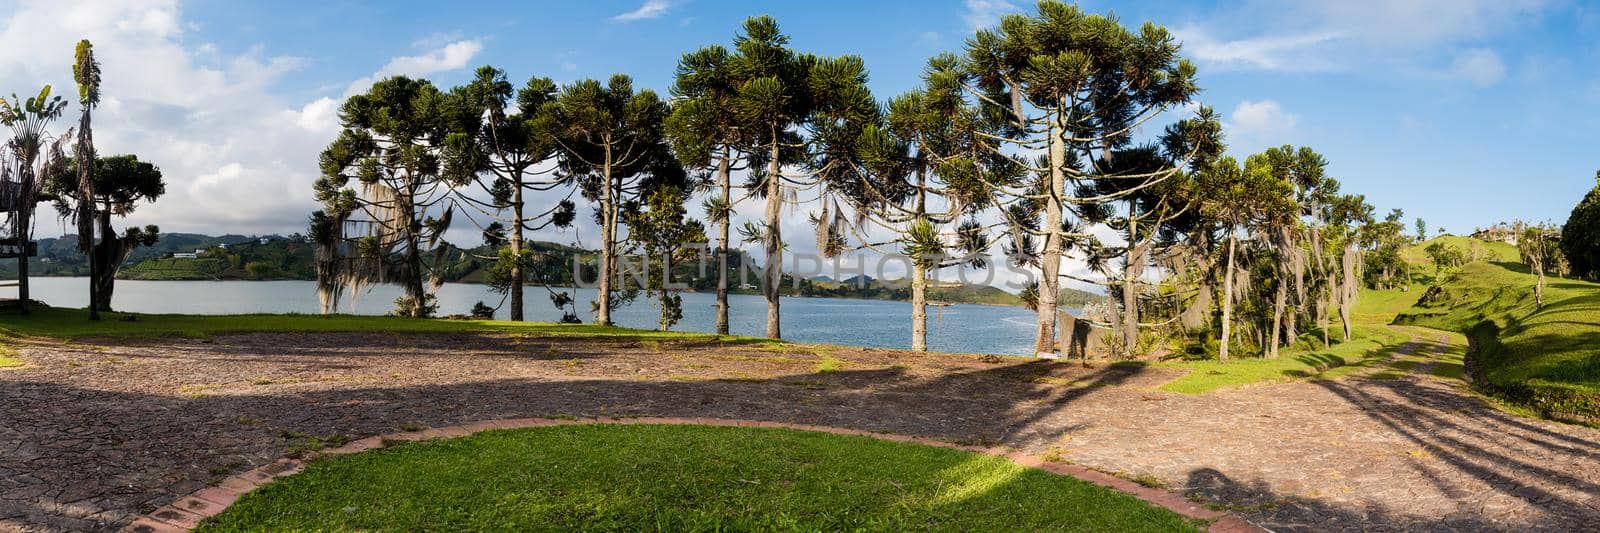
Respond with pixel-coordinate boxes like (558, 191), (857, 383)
(122, 417), (1263, 533)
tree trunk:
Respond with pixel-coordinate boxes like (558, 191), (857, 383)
(1534, 261), (1545, 308)
(79, 108), (97, 320)
(1340, 244), (1356, 342)
(1032, 111), (1065, 357)
(509, 173), (524, 322)
(1220, 231), (1237, 362)
(714, 151), (731, 335)
(596, 143), (615, 326)
(762, 140), (782, 339)
(1269, 281), (1286, 359)
(911, 262), (927, 352)
(1120, 208), (1143, 359)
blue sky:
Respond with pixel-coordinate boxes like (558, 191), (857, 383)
(5, 0), (1597, 243)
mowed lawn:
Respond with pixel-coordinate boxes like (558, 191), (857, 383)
(199, 424), (1200, 532)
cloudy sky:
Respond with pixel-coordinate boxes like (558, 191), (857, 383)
(4, 0), (1596, 284)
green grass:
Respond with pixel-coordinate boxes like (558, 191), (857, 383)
(1396, 257), (1600, 423)
(1156, 277), (1430, 394)
(1157, 325), (1411, 393)
(0, 305), (753, 344)
(0, 355), (20, 368)
(199, 424), (1198, 532)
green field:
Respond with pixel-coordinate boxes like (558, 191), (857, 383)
(1396, 237), (1600, 424)
(199, 424), (1199, 532)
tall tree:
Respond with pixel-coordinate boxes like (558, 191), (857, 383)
(0, 86), (69, 314)
(1198, 155), (1293, 361)
(841, 53), (1007, 352)
(1415, 218), (1427, 244)
(72, 40), (102, 320)
(538, 74), (678, 325)
(1082, 110), (1222, 358)
(724, 15), (878, 339)
(962, 1), (1201, 356)
(445, 66), (575, 321)
(667, 44), (749, 336)
(44, 155), (163, 311)
(316, 76), (464, 317)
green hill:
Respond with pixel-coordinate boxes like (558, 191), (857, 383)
(1396, 236), (1600, 424)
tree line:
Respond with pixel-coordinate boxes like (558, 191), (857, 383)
(312, 1), (1409, 360)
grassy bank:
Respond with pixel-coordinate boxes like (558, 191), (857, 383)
(0, 306), (741, 343)
(1396, 246), (1600, 424)
(1155, 283), (1423, 394)
(200, 424), (1199, 532)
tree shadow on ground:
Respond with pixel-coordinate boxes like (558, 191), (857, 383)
(1311, 377), (1600, 527)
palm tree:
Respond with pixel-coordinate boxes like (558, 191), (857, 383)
(0, 86), (69, 314)
(72, 39), (101, 319)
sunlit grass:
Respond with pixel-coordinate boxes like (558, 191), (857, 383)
(199, 424), (1198, 532)
(0, 306), (755, 345)
(1158, 325), (1411, 394)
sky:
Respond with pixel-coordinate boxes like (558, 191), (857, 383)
(3, 0), (1598, 284)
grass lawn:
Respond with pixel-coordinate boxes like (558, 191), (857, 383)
(199, 424), (1199, 532)
(1156, 280), (1428, 394)
(1396, 253), (1600, 423)
(0, 305), (761, 345)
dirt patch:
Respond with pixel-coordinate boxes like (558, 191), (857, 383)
(0, 332), (1596, 531)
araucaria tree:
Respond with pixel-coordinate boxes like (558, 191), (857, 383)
(0, 86), (70, 314)
(667, 44), (750, 335)
(445, 66), (576, 321)
(316, 76), (464, 317)
(539, 74), (679, 325)
(962, 1), (1201, 356)
(44, 155), (163, 311)
(720, 15), (878, 340)
(1197, 156), (1292, 361)
(842, 53), (1007, 352)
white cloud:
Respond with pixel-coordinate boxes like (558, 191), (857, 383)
(1450, 48), (1505, 87)
(1227, 100), (1299, 151)
(343, 39), (483, 96)
(612, 0), (671, 22)
(0, 1), (489, 239)
(1175, 26), (1344, 71)
(1178, 0), (1547, 73)
(962, 0), (1017, 31)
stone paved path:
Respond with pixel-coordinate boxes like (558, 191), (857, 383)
(1, 331), (1597, 531)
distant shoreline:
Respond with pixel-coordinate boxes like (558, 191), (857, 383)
(12, 275), (1101, 310)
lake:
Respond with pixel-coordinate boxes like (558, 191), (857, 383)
(16, 278), (1051, 355)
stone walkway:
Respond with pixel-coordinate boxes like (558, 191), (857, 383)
(1, 331), (1597, 531)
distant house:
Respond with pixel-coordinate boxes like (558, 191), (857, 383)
(173, 252), (198, 259)
(258, 237), (271, 245)
(216, 243), (228, 249)
(1472, 223), (1519, 245)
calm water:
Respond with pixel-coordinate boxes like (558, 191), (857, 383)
(18, 278), (1050, 355)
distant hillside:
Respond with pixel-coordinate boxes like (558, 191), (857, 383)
(2, 232), (1106, 308)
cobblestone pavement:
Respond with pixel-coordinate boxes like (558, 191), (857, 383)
(0, 331), (1596, 531)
